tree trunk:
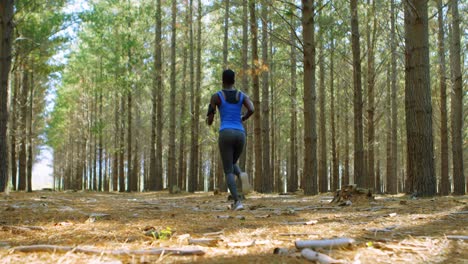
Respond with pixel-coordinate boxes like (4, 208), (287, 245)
(302, 0), (317, 195)
(389, 0), (398, 194)
(288, 13), (298, 193)
(261, 2), (271, 193)
(168, 0), (177, 193)
(250, 0), (262, 192)
(239, 0), (249, 171)
(330, 38), (338, 192)
(195, 0), (202, 191)
(26, 63), (34, 192)
(318, 27), (327, 193)
(155, 0), (164, 191)
(0, 0), (14, 192)
(98, 59), (103, 191)
(350, 0), (365, 188)
(118, 96), (125, 192)
(366, 0), (377, 190)
(188, 0), (197, 193)
(178, 9), (189, 191)
(223, 0), (229, 69)
(386, 64), (392, 193)
(404, 0), (436, 196)
(18, 66), (28, 191)
(10, 69), (19, 190)
(437, 0), (449, 195)
(344, 93), (350, 186)
(113, 91), (119, 191)
(450, 0), (464, 195)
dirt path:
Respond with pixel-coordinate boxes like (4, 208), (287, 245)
(0, 191), (466, 263)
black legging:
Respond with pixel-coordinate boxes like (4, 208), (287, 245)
(218, 129), (245, 201)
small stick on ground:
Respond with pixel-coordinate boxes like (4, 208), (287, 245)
(11, 245), (205, 256)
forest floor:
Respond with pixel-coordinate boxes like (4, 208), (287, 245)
(0, 190), (467, 264)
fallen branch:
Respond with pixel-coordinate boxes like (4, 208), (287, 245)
(11, 245), (205, 256)
(446, 235), (468, 241)
(279, 233), (318, 237)
(188, 238), (220, 247)
(301, 248), (343, 263)
(283, 220), (318, 225)
(295, 238), (355, 249)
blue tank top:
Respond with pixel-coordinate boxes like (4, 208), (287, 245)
(218, 90), (245, 132)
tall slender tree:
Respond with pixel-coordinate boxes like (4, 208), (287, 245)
(0, 0), (14, 192)
(250, 0), (262, 192)
(388, 0), (398, 194)
(168, 0), (177, 193)
(450, 0), (464, 195)
(188, 0), (197, 192)
(150, 0), (163, 191)
(330, 37), (338, 192)
(350, 0), (365, 188)
(318, 15), (327, 193)
(302, 0), (317, 195)
(261, 2), (271, 193)
(366, 0), (377, 190)
(404, 0), (436, 196)
(195, 0), (202, 191)
(437, 0), (449, 195)
(288, 10), (298, 193)
(223, 0), (229, 69)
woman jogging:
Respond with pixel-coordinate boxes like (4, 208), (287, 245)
(206, 69), (254, 211)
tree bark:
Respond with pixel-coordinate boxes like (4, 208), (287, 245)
(302, 0), (317, 195)
(118, 96), (125, 192)
(350, 0), (365, 188)
(261, 2), (271, 193)
(389, 0), (398, 194)
(404, 0), (436, 196)
(288, 13), (298, 193)
(168, 0), (177, 193)
(250, 0), (262, 192)
(437, 0), (449, 195)
(366, 0), (377, 190)
(26, 62), (34, 192)
(178, 9), (189, 191)
(10, 69), (19, 190)
(386, 64), (392, 193)
(188, 0), (198, 193)
(112, 91), (119, 191)
(330, 38), (338, 192)
(0, 0), (14, 192)
(155, 0), (164, 191)
(223, 0), (229, 69)
(18, 65), (28, 191)
(450, 0), (464, 195)
(318, 25), (327, 193)
(239, 0), (249, 171)
(195, 0), (202, 191)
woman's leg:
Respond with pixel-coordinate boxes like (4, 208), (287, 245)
(219, 130), (239, 201)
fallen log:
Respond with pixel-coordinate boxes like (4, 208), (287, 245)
(301, 248), (343, 264)
(11, 245), (205, 256)
(295, 238), (355, 249)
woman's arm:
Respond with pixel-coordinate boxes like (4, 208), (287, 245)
(206, 93), (219, 126)
(241, 95), (255, 122)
